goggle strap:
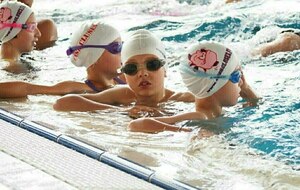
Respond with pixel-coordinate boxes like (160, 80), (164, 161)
(180, 65), (232, 80)
(0, 23), (23, 30)
(66, 42), (122, 56)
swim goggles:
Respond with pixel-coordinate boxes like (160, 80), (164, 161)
(180, 64), (241, 84)
(66, 41), (122, 56)
(119, 59), (165, 76)
(0, 22), (38, 32)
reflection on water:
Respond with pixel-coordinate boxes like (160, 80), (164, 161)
(1, 0), (300, 189)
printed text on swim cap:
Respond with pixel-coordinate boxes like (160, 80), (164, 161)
(4, 5), (25, 38)
(73, 24), (97, 61)
(207, 48), (232, 93)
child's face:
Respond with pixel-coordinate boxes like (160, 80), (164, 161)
(11, 13), (41, 52)
(124, 54), (165, 97)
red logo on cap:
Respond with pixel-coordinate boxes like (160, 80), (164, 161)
(0, 7), (13, 23)
(188, 49), (219, 72)
(73, 24), (97, 61)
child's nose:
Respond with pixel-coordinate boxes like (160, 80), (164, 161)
(137, 67), (149, 78)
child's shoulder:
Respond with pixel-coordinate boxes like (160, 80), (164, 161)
(105, 85), (136, 103)
(167, 89), (195, 102)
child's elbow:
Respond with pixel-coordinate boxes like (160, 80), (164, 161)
(53, 96), (73, 111)
(127, 118), (162, 133)
(127, 118), (152, 132)
(127, 120), (141, 132)
(53, 98), (64, 111)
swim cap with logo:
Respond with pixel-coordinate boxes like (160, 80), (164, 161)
(0, 1), (33, 43)
(121, 29), (167, 70)
(180, 41), (240, 99)
(69, 21), (120, 68)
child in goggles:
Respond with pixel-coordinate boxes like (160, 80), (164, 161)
(127, 42), (260, 134)
(119, 59), (165, 75)
(53, 29), (195, 116)
(0, 1), (41, 73)
(0, 21), (126, 98)
(16, 0), (58, 50)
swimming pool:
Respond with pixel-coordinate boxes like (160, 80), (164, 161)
(1, 0), (299, 189)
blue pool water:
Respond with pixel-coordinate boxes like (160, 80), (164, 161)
(1, 0), (299, 189)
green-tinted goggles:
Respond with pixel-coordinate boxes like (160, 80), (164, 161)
(120, 59), (165, 75)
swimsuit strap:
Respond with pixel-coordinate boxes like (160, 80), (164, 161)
(113, 77), (126, 84)
(84, 80), (105, 93)
(85, 78), (125, 92)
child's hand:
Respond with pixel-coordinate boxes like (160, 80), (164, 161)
(127, 118), (166, 133)
(239, 71), (252, 98)
(238, 70), (260, 106)
(189, 128), (214, 142)
(126, 105), (164, 119)
(239, 70), (250, 97)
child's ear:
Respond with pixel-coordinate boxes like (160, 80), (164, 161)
(164, 70), (167, 77)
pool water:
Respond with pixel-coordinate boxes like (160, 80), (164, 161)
(1, 0), (299, 189)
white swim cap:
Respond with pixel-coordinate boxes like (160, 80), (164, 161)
(69, 21), (120, 68)
(121, 29), (167, 70)
(0, 1), (33, 43)
(180, 41), (240, 99)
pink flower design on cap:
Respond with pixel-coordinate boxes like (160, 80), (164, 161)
(0, 7), (12, 23)
(188, 49), (219, 72)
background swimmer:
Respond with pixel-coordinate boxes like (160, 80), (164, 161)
(0, 1), (41, 73)
(252, 29), (300, 57)
(16, 0), (58, 50)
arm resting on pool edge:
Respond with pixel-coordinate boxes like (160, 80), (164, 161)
(53, 86), (135, 111)
(53, 94), (118, 112)
(0, 81), (85, 98)
(127, 118), (192, 133)
(127, 112), (207, 133)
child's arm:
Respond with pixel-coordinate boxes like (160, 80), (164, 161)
(0, 81), (84, 98)
(53, 94), (119, 111)
(0, 82), (33, 98)
(127, 118), (190, 133)
(127, 111), (205, 133)
(53, 86), (134, 112)
(239, 72), (260, 106)
(169, 91), (195, 102)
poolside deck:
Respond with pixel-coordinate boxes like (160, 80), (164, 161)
(0, 119), (162, 189)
